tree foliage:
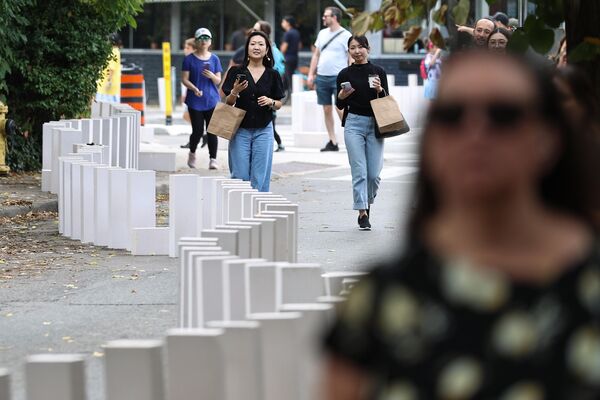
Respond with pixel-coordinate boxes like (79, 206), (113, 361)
(1, 0), (142, 171)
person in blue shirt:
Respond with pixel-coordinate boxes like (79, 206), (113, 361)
(281, 15), (301, 96)
(182, 28), (223, 169)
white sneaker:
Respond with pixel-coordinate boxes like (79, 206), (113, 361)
(187, 152), (196, 169)
(209, 158), (219, 170)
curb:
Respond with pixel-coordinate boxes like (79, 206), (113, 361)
(0, 200), (58, 218)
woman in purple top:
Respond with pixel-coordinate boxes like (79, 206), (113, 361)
(182, 27), (223, 169)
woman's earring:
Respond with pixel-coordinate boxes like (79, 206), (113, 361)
(267, 56), (271, 61)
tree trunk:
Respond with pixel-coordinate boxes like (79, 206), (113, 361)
(564, 0), (600, 99)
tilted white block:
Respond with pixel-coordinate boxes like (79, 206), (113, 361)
(191, 255), (237, 327)
(41, 169), (52, 192)
(25, 354), (86, 400)
(53, 128), (85, 194)
(179, 249), (229, 328)
(199, 176), (219, 230)
(216, 224), (251, 258)
(127, 170), (156, 251)
(138, 151), (176, 172)
(108, 168), (130, 249)
(140, 126), (154, 143)
(177, 236), (219, 248)
(279, 304), (335, 400)
(81, 163), (101, 243)
(91, 101), (101, 117)
(249, 312), (302, 400)
(70, 161), (94, 241)
(169, 174), (202, 257)
(264, 203), (300, 262)
(94, 166), (117, 246)
(225, 221), (261, 258)
(213, 179), (247, 225)
(220, 184), (252, 225)
(227, 188), (258, 223)
(104, 340), (164, 400)
(201, 229), (238, 255)
(165, 328), (225, 400)
(79, 119), (93, 144)
(42, 121), (69, 191)
(256, 214), (288, 262)
(250, 194), (285, 219)
(109, 117), (121, 167)
(241, 217), (276, 261)
(278, 264), (324, 307)
(321, 271), (368, 297)
(58, 157), (84, 236)
(246, 262), (288, 315)
(0, 368), (10, 400)
(261, 211), (295, 262)
(221, 259), (266, 321)
(131, 227), (170, 255)
(317, 295), (346, 304)
(207, 321), (263, 400)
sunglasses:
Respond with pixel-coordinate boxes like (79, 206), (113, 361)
(197, 35), (211, 41)
(429, 100), (539, 130)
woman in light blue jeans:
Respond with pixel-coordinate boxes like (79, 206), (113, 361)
(336, 35), (388, 230)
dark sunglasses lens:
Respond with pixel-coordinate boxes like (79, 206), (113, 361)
(488, 103), (526, 128)
(431, 104), (464, 126)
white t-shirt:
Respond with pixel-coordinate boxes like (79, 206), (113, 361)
(314, 27), (352, 76)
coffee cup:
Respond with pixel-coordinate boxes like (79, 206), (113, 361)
(368, 74), (378, 88)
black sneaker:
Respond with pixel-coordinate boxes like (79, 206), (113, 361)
(367, 205), (371, 217)
(180, 141), (190, 149)
(320, 141), (339, 152)
(358, 214), (371, 230)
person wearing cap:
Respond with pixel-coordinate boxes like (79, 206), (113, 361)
(182, 28), (223, 170)
(492, 12), (510, 29)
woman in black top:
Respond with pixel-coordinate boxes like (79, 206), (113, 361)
(222, 31), (285, 192)
(324, 52), (600, 399)
(336, 35), (389, 230)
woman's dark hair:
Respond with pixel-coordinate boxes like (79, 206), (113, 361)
(486, 27), (512, 46)
(554, 65), (600, 127)
(243, 30), (274, 69)
(283, 15), (297, 28)
(347, 35), (370, 50)
(254, 20), (272, 37)
(409, 51), (600, 237)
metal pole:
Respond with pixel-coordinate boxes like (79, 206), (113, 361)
(220, 0), (225, 50)
(171, 2), (181, 51)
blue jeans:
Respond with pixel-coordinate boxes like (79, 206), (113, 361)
(344, 113), (384, 210)
(315, 75), (337, 105)
(228, 122), (274, 192)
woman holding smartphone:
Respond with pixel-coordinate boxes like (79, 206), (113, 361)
(222, 30), (285, 192)
(182, 27), (223, 170)
(336, 35), (389, 230)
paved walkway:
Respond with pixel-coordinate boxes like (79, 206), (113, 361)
(0, 105), (421, 400)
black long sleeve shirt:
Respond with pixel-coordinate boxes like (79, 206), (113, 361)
(335, 62), (390, 117)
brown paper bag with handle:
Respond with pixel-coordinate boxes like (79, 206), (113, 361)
(370, 90), (410, 139)
(206, 102), (247, 140)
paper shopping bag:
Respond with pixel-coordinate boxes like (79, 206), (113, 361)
(370, 94), (410, 139)
(207, 102), (246, 140)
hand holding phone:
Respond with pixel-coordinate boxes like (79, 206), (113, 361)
(236, 74), (247, 82)
(341, 81), (352, 91)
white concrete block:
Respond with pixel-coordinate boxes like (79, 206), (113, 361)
(140, 126), (155, 143)
(207, 321), (263, 400)
(104, 340), (164, 400)
(179, 249), (229, 328)
(58, 157), (84, 236)
(241, 217), (276, 261)
(250, 194), (286, 218)
(127, 170), (156, 251)
(70, 161), (93, 241)
(93, 166), (116, 246)
(165, 328), (225, 400)
(53, 128), (86, 194)
(249, 312), (302, 400)
(213, 180), (247, 226)
(201, 229), (238, 255)
(109, 117), (120, 167)
(278, 264), (324, 307)
(41, 169), (52, 192)
(169, 174), (202, 257)
(257, 214), (288, 262)
(131, 227), (170, 255)
(191, 255), (237, 327)
(138, 151), (176, 172)
(178, 237), (219, 248)
(227, 188), (258, 223)
(0, 368), (9, 400)
(108, 168), (130, 249)
(322, 271), (368, 297)
(91, 101), (101, 117)
(261, 211), (295, 262)
(81, 163), (99, 243)
(216, 224), (251, 258)
(221, 259), (266, 321)
(25, 354), (86, 400)
(225, 221), (261, 258)
(220, 184), (252, 225)
(199, 177), (218, 230)
(42, 121), (68, 187)
(246, 262), (286, 315)
(264, 203), (300, 262)
(317, 295), (346, 304)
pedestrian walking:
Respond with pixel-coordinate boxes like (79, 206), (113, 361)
(336, 35), (389, 231)
(180, 37), (200, 150)
(222, 31), (285, 192)
(307, 6), (352, 152)
(182, 28), (223, 170)
(280, 15), (301, 98)
(424, 41), (442, 100)
(324, 51), (600, 398)
(96, 33), (122, 103)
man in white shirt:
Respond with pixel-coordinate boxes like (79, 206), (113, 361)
(307, 6), (352, 151)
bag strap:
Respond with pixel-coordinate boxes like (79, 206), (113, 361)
(376, 88), (388, 98)
(320, 30), (345, 52)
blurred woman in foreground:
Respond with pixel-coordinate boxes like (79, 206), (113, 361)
(324, 52), (600, 399)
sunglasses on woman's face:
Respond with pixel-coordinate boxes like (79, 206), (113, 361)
(429, 100), (539, 131)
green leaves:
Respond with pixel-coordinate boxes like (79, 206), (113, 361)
(511, 15), (556, 54)
(569, 38), (600, 63)
(451, 0), (470, 26)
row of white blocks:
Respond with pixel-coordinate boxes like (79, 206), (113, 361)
(42, 102), (141, 194)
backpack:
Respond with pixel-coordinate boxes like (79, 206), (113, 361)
(271, 44), (286, 75)
(419, 58), (427, 80)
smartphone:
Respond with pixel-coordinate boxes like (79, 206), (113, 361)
(236, 73), (247, 82)
(341, 81), (352, 91)
(203, 63), (210, 70)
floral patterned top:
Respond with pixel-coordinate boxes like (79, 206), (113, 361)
(324, 241), (600, 400)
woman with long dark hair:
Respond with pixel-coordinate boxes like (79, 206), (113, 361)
(222, 31), (285, 192)
(324, 52), (600, 399)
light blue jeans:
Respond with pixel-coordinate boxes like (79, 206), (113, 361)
(228, 122), (274, 192)
(344, 113), (384, 210)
